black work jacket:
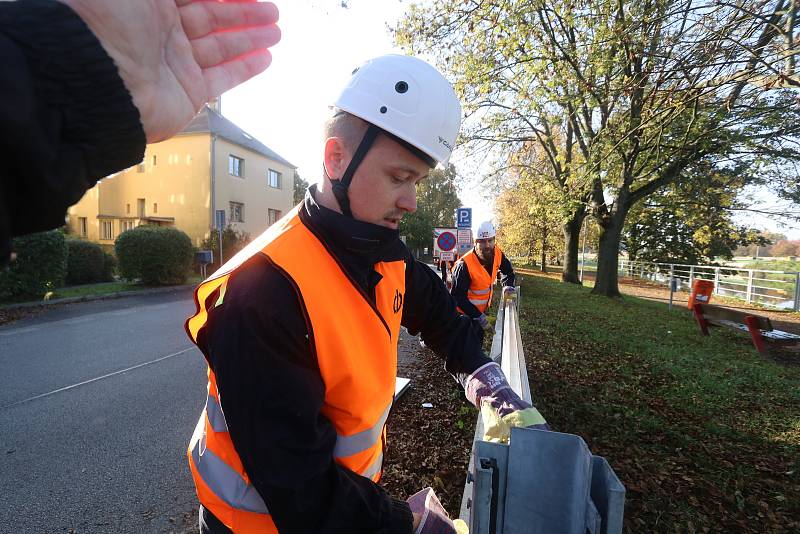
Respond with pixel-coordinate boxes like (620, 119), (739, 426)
(198, 186), (490, 533)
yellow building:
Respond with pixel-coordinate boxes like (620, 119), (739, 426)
(67, 104), (296, 249)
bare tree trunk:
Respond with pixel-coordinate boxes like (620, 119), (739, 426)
(561, 207), (586, 284)
(539, 225), (548, 272)
(592, 207), (629, 297)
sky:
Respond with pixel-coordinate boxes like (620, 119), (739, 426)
(218, 0), (495, 232)
(218, 0), (799, 239)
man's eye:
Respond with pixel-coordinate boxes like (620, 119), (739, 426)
(391, 175), (406, 184)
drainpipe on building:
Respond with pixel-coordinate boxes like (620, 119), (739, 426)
(210, 134), (218, 261)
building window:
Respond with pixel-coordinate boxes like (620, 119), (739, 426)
(230, 202), (244, 223)
(78, 217), (88, 237)
(268, 169), (282, 189)
(153, 202), (158, 214)
(137, 198), (145, 217)
(101, 221), (114, 240)
(229, 155), (244, 178)
(136, 162), (145, 173)
(126, 203), (131, 215)
(268, 208), (282, 226)
(121, 220), (136, 233)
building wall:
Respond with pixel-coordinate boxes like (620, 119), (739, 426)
(66, 133), (295, 250)
(213, 138), (295, 239)
(67, 134), (213, 247)
(67, 186), (101, 241)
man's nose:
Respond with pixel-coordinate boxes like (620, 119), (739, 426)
(397, 187), (417, 213)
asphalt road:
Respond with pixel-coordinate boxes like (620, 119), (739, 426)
(0, 290), (207, 533)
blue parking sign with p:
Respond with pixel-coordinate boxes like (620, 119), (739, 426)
(456, 208), (472, 229)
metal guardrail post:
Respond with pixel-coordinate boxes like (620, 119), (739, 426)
(462, 288), (625, 534)
(714, 267), (720, 294)
(501, 298), (531, 403)
(460, 296), (508, 521)
(746, 270), (754, 304)
(794, 273), (800, 312)
(689, 266), (695, 287)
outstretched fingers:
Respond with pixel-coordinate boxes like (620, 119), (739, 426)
(202, 49), (273, 98)
(191, 25), (280, 68)
(179, 1), (279, 40)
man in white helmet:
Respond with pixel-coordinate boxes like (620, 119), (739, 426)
(451, 221), (517, 339)
(185, 55), (546, 534)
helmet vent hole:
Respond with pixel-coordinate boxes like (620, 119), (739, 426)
(379, 106), (388, 114)
(395, 81), (409, 94)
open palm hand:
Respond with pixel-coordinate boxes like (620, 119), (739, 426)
(61, 0), (280, 142)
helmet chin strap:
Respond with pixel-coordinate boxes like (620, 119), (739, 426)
(331, 124), (381, 218)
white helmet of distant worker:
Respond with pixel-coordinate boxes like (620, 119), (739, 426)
(476, 221), (496, 239)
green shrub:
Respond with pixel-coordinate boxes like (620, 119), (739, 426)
(0, 230), (68, 300)
(102, 251), (117, 282)
(115, 226), (193, 285)
(66, 239), (105, 284)
(200, 225), (251, 272)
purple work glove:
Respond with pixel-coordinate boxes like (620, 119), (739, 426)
(465, 363), (550, 429)
(476, 313), (491, 332)
(407, 488), (456, 534)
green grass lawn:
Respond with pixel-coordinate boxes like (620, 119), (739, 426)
(53, 281), (142, 299)
(51, 275), (202, 300)
(517, 275), (800, 532)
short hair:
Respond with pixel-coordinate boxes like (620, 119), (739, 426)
(323, 109), (368, 152)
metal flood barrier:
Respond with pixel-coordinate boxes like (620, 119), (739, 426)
(459, 288), (626, 534)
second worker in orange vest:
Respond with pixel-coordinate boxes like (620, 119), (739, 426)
(450, 221), (517, 340)
(185, 55), (547, 534)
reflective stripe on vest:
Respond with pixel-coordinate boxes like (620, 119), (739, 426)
(333, 403), (391, 458)
(189, 417), (269, 515)
(362, 452), (384, 481)
(206, 395), (229, 433)
(185, 207), (403, 530)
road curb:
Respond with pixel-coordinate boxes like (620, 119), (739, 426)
(0, 284), (196, 311)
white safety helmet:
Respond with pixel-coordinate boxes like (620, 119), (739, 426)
(476, 221), (496, 239)
(328, 55), (463, 218)
(333, 54), (462, 167)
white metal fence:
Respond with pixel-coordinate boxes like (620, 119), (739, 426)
(618, 259), (800, 311)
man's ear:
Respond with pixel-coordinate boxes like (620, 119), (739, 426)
(323, 137), (349, 181)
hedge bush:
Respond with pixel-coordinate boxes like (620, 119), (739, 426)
(0, 230), (68, 300)
(66, 239), (108, 284)
(115, 226), (193, 285)
(102, 251), (117, 281)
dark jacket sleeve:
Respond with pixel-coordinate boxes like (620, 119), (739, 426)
(402, 258), (490, 380)
(499, 252), (516, 287)
(201, 255), (413, 534)
(0, 0), (145, 263)
(450, 260), (482, 319)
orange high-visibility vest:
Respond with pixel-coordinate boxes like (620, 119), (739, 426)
(457, 246), (503, 314)
(184, 207), (405, 533)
